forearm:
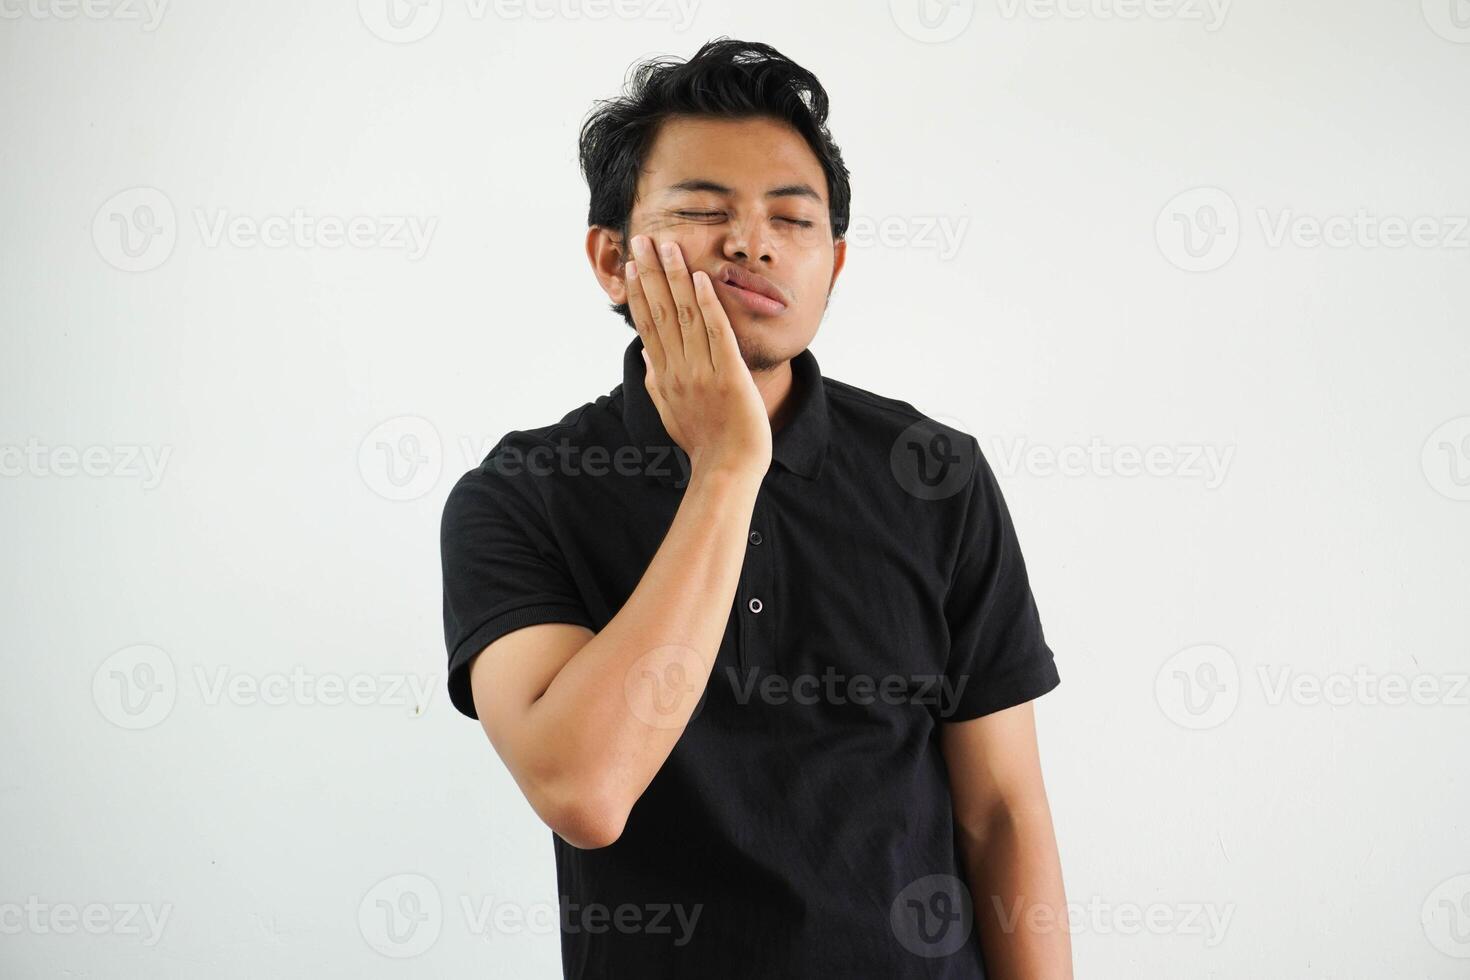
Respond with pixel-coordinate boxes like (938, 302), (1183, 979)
(524, 462), (763, 829)
(960, 802), (1073, 980)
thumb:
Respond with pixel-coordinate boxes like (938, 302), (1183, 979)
(641, 347), (661, 392)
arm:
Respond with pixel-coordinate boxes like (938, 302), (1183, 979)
(470, 464), (759, 850)
(469, 236), (769, 851)
(940, 700), (1072, 980)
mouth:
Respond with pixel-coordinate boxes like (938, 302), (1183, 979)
(714, 263), (789, 317)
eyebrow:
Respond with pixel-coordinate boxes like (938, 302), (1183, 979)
(663, 178), (824, 204)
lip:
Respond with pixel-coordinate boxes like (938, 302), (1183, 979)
(713, 263), (789, 316)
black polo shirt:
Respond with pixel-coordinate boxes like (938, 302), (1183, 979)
(440, 336), (1060, 979)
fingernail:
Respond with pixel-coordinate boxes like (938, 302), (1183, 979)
(625, 261), (636, 280)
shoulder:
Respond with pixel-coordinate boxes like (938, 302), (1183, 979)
(821, 374), (981, 461)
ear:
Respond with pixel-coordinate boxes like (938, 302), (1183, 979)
(587, 226), (630, 304)
(829, 236), (847, 293)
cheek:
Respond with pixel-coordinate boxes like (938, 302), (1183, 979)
(668, 227), (721, 261)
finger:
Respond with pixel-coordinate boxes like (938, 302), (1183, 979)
(624, 259), (666, 377)
(631, 234), (683, 361)
(657, 240), (713, 374)
(692, 270), (743, 378)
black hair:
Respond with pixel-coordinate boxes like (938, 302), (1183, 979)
(578, 37), (852, 329)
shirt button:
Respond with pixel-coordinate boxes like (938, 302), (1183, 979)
(749, 530), (763, 546)
(748, 597), (763, 614)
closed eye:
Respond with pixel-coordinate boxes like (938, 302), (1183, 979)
(674, 210), (815, 229)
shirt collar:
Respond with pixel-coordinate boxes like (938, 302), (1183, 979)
(620, 336), (829, 486)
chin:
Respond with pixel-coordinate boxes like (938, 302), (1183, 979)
(732, 320), (806, 373)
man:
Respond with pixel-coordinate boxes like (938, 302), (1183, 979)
(440, 37), (1071, 979)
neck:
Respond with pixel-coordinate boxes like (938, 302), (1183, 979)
(751, 358), (798, 434)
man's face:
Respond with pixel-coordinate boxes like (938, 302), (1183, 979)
(592, 115), (846, 372)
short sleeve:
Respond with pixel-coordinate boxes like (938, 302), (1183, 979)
(939, 437), (1060, 723)
(439, 441), (595, 720)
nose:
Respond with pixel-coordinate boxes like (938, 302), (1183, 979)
(722, 214), (775, 265)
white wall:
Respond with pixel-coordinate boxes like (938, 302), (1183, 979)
(2, 1), (1467, 976)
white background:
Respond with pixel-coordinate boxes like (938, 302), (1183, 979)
(2, 1), (1468, 977)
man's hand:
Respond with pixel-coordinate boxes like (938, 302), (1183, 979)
(624, 234), (772, 480)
